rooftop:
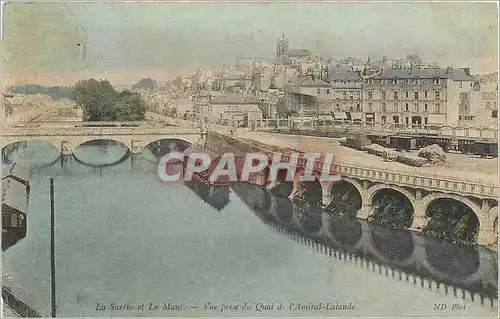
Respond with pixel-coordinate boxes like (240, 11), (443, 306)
(2, 164), (30, 185)
(371, 67), (475, 81)
(295, 76), (331, 88)
(2, 177), (28, 213)
(328, 64), (363, 81)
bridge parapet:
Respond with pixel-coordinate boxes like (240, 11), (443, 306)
(217, 132), (498, 199)
(333, 163), (498, 200)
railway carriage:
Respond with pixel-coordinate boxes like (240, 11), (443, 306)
(471, 140), (498, 158)
(419, 135), (453, 152)
(387, 135), (419, 151)
(455, 137), (477, 154)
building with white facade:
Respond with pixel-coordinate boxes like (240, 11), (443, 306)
(362, 67), (476, 126)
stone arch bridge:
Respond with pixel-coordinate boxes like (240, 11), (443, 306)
(2, 126), (204, 155)
(245, 152), (498, 247)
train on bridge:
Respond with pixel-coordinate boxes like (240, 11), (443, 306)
(342, 133), (498, 158)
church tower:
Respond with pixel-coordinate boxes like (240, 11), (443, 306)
(276, 33), (289, 63)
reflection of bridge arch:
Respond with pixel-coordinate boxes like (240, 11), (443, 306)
(73, 137), (131, 152)
(238, 183), (497, 305)
(2, 139), (59, 154)
(72, 139), (131, 167)
(368, 227), (416, 267)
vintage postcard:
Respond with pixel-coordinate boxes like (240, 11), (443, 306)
(1, 1), (498, 318)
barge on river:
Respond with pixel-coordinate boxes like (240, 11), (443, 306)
(2, 164), (30, 251)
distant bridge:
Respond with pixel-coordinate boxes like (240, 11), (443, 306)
(2, 125), (204, 155)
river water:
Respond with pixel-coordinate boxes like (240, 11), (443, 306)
(2, 141), (498, 317)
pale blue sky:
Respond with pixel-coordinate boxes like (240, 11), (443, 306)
(2, 2), (498, 73)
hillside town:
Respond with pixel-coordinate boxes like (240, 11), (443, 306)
(137, 34), (498, 130)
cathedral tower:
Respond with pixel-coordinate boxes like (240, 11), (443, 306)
(276, 33), (289, 63)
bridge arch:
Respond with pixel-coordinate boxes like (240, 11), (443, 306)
(367, 184), (415, 204)
(327, 177), (364, 201)
(367, 184), (415, 228)
(141, 136), (194, 150)
(421, 193), (483, 244)
(291, 168), (323, 205)
(420, 193), (482, 221)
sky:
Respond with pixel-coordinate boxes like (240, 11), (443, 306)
(2, 1), (499, 75)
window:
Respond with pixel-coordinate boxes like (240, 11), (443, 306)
(435, 103), (441, 113)
(394, 78), (398, 84)
(350, 93), (354, 100)
(326, 89), (330, 94)
(414, 103), (419, 112)
(405, 103), (409, 111)
(405, 117), (409, 124)
(368, 103), (373, 112)
(394, 91), (399, 100)
(335, 104), (340, 111)
(343, 92), (347, 99)
(459, 81), (463, 88)
(356, 103), (361, 111)
(382, 91), (387, 100)
(382, 79), (387, 84)
(381, 115), (387, 123)
(414, 91), (419, 100)
(424, 91), (428, 98)
(368, 78), (373, 84)
(424, 103), (428, 111)
(414, 78), (419, 84)
(492, 110), (498, 118)
(317, 89), (321, 94)
(368, 91), (373, 99)
(393, 103), (399, 112)
(433, 78), (440, 84)
(435, 91), (440, 100)
(424, 117), (428, 124)
(382, 103), (387, 112)
(405, 91), (409, 98)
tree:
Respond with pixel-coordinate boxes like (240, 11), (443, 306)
(132, 78), (157, 91)
(73, 79), (117, 121)
(72, 79), (146, 121)
(114, 91), (147, 121)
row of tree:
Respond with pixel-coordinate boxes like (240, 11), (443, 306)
(8, 84), (74, 100)
(73, 79), (147, 121)
(8, 78), (158, 121)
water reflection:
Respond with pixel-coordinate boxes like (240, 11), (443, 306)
(184, 181), (230, 211)
(232, 183), (498, 305)
(73, 140), (130, 167)
(2, 142), (498, 314)
(2, 141), (59, 167)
